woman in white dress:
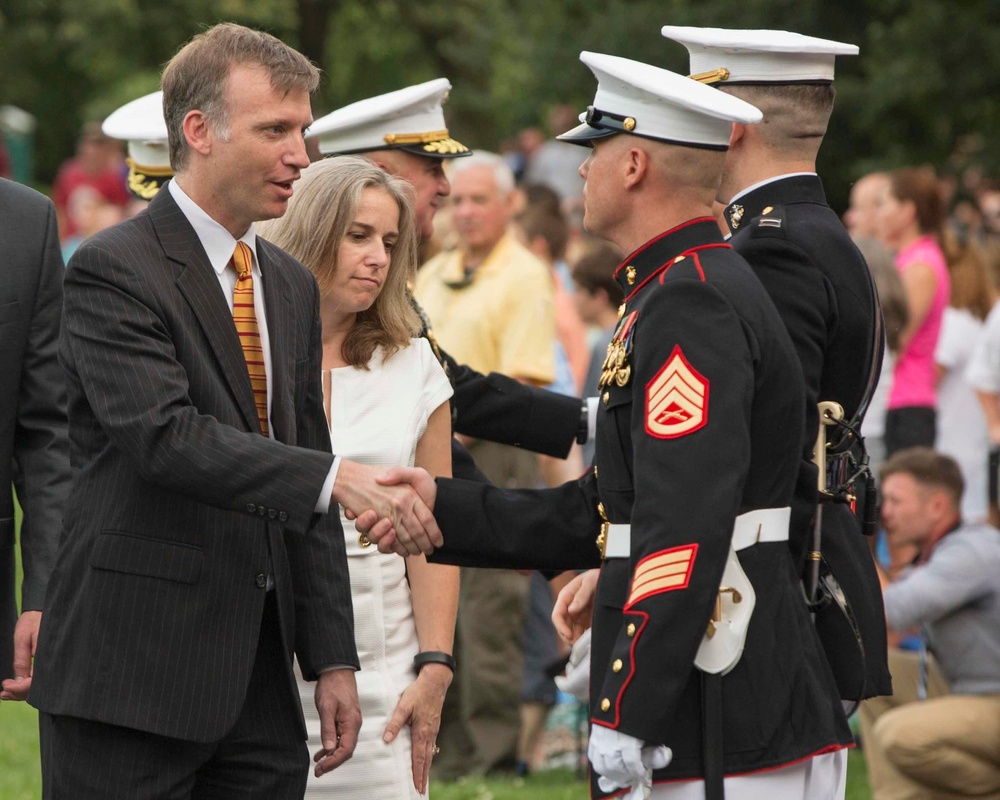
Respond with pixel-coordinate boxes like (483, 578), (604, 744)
(258, 156), (457, 799)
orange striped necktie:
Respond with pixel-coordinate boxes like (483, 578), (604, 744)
(231, 241), (269, 437)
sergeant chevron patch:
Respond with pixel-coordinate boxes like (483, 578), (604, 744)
(645, 345), (709, 439)
(625, 544), (698, 608)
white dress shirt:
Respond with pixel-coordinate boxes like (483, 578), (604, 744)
(168, 180), (339, 513)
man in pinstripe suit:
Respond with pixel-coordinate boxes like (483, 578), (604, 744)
(29, 23), (440, 799)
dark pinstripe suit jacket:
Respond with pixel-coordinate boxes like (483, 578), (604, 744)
(29, 186), (358, 743)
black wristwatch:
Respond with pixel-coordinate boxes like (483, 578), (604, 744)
(413, 650), (456, 674)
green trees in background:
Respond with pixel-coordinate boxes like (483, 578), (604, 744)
(2, 0), (999, 209)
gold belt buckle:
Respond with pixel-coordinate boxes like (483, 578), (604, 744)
(596, 502), (610, 559)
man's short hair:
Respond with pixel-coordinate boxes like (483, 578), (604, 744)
(162, 22), (320, 172)
(880, 447), (965, 508)
(517, 205), (569, 262)
(722, 84), (835, 149)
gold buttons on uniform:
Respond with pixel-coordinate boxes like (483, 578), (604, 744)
(627, 623), (636, 637)
(601, 698), (611, 712)
(612, 659), (623, 673)
(626, 266), (636, 285)
(358, 533), (372, 548)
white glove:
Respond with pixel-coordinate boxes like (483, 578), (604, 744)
(589, 725), (672, 800)
(555, 627), (591, 702)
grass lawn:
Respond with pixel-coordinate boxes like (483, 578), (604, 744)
(1, 502), (873, 799)
(0, 702), (873, 800)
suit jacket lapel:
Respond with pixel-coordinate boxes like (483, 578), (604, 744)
(258, 243), (294, 444)
(149, 189), (260, 434)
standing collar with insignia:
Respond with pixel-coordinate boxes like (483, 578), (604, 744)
(614, 217), (727, 297)
(723, 174), (828, 235)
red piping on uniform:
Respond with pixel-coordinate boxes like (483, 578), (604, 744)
(590, 610), (649, 731)
(651, 742), (854, 786)
(626, 242), (730, 302)
(613, 217), (718, 280)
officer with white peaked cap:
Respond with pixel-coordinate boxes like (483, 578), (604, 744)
(102, 91), (171, 201)
(363, 49), (854, 800)
(662, 26), (892, 718)
(309, 81), (595, 508)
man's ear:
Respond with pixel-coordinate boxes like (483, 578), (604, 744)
(623, 145), (648, 190)
(182, 110), (213, 157)
(729, 122), (748, 150)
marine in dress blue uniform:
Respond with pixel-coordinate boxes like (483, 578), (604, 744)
(394, 51), (854, 799)
(662, 27), (891, 703)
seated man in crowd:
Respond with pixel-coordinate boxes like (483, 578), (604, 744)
(860, 447), (1000, 800)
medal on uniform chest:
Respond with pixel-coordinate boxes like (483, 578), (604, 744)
(600, 310), (638, 390)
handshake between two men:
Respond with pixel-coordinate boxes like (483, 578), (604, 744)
(335, 461), (441, 556)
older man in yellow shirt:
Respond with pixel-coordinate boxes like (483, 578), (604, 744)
(415, 150), (557, 778)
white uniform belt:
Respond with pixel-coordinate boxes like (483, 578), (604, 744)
(731, 506), (791, 550)
(601, 507), (790, 559)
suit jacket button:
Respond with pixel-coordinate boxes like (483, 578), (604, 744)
(278, 511), (288, 522)
(600, 698), (611, 712)
(247, 503), (257, 513)
(258, 506), (267, 517)
(268, 508), (277, 519)
(612, 659), (623, 673)
(626, 623), (636, 637)
(255, 573), (267, 589)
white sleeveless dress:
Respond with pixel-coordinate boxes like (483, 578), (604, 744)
(299, 338), (452, 799)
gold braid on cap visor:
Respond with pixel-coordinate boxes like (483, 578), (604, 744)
(126, 158), (173, 200)
(383, 129), (470, 155)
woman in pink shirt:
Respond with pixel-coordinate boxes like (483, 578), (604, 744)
(877, 167), (952, 455)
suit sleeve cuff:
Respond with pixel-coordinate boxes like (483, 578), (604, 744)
(315, 662), (358, 674)
(314, 456), (342, 514)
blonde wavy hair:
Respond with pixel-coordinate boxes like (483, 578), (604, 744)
(258, 156), (421, 368)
